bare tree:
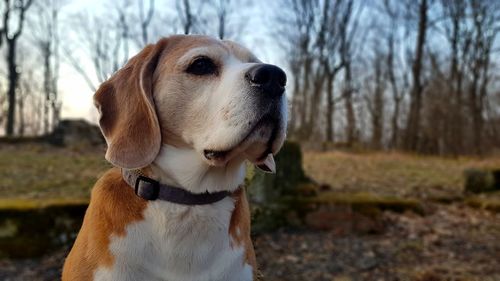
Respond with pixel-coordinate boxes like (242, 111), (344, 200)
(277, 0), (318, 139)
(138, 0), (154, 46)
(379, 0), (409, 149)
(16, 67), (36, 136)
(466, 0), (499, 155)
(21, 69), (41, 135)
(365, 47), (385, 149)
(404, 0), (430, 151)
(439, 0), (469, 154)
(64, 4), (133, 91)
(211, 0), (230, 39)
(1, 0), (34, 136)
(338, 0), (361, 146)
(29, 0), (63, 134)
(176, 0), (204, 35)
(320, 0), (349, 142)
(277, 0), (364, 143)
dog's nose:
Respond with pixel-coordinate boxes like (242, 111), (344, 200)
(245, 64), (286, 97)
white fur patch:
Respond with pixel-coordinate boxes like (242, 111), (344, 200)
(93, 198), (253, 281)
(152, 145), (246, 194)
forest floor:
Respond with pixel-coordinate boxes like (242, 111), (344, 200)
(1, 144), (500, 281)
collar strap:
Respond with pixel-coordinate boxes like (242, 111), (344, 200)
(122, 169), (232, 205)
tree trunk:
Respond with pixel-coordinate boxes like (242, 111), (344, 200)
(473, 55), (489, 156)
(183, 0), (192, 34)
(43, 44), (51, 135)
(6, 41), (19, 136)
(391, 97), (400, 148)
(404, 0), (428, 151)
(288, 64), (301, 136)
(306, 71), (325, 139)
(372, 63), (384, 149)
(299, 57), (312, 138)
(344, 62), (356, 146)
(386, 32), (401, 149)
(446, 7), (464, 156)
(325, 74), (335, 142)
(218, 10), (225, 39)
(17, 91), (24, 136)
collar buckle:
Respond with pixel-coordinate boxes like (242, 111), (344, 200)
(135, 175), (160, 200)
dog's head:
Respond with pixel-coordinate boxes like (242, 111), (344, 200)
(94, 35), (287, 171)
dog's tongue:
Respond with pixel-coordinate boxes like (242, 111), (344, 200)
(255, 154), (276, 174)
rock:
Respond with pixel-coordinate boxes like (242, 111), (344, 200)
(48, 119), (104, 147)
(464, 169), (495, 194)
(492, 169), (500, 190)
(283, 254), (300, 263)
(305, 205), (353, 233)
(353, 213), (384, 234)
(356, 252), (378, 270)
(305, 205), (384, 235)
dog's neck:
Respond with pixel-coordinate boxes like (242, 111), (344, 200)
(150, 144), (246, 194)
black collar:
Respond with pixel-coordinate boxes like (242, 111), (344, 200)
(122, 169), (232, 205)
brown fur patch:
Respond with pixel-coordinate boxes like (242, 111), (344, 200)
(229, 188), (257, 271)
(62, 168), (147, 281)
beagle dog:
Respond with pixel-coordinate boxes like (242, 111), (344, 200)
(62, 35), (287, 281)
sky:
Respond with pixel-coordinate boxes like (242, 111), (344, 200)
(58, 0), (284, 123)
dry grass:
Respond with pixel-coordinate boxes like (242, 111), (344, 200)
(303, 150), (500, 200)
(2, 143), (500, 203)
(0, 143), (110, 200)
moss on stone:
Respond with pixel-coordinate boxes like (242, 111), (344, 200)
(0, 198), (89, 211)
(465, 196), (500, 213)
(0, 202), (88, 258)
(464, 168), (495, 194)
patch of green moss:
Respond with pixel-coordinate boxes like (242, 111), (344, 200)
(0, 219), (18, 238)
(428, 195), (463, 204)
(0, 198), (89, 211)
(465, 197), (500, 213)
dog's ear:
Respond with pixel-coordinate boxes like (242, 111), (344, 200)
(94, 39), (168, 169)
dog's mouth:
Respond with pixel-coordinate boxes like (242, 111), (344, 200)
(203, 114), (282, 172)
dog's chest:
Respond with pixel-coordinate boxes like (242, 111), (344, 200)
(93, 198), (253, 281)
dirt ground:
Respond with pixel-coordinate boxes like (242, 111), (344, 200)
(256, 204), (500, 281)
(1, 203), (499, 281)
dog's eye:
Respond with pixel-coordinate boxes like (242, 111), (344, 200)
(186, 57), (217, 76)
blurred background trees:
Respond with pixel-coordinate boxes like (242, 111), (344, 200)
(280, 0), (500, 156)
(0, 0), (499, 156)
